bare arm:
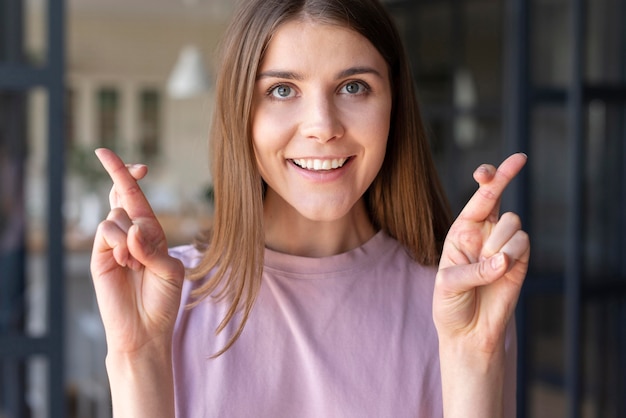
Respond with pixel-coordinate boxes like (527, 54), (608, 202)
(91, 148), (184, 417)
(434, 154), (530, 417)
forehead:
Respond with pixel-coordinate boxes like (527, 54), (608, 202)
(259, 19), (388, 75)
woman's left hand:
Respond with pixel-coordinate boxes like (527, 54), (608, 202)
(433, 153), (530, 354)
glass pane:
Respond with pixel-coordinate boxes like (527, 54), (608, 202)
(0, 88), (50, 338)
(139, 88), (161, 158)
(413, 3), (454, 105)
(1, 91), (29, 336)
(97, 87), (120, 151)
(582, 300), (626, 417)
(529, 105), (569, 274)
(585, 0), (625, 84)
(528, 294), (566, 418)
(0, 0), (47, 66)
(66, 253), (110, 418)
(531, 0), (571, 88)
(25, 88), (50, 338)
(24, 0), (48, 67)
(464, 0), (503, 105)
(0, 356), (49, 418)
(449, 116), (504, 213)
(584, 103), (626, 279)
(390, 1), (506, 215)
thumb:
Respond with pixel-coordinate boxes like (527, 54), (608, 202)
(438, 252), (509, 294)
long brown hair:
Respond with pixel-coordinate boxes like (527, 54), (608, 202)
(188, 0), (452, 356)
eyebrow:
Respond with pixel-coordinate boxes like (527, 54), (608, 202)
(337, 66), (384, 79)
(256, 66), (384, 81)
(256, 70), (304, 81)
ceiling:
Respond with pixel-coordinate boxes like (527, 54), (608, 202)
(66, 0), (235, 19)
(32, 0), (405, 20)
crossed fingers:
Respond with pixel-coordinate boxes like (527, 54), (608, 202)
(95, 148), (154, 220)
(458, 153), (527, 224)
(441, 153), (529, 272)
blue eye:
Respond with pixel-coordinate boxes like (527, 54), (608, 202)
(270, 85), (294, 99)
(341, 81), (367, 95)
(345, 82), (361, 94)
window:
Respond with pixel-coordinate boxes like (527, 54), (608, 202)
(0, 0), (66, 416)
(97, 87), (119, 150)
(386, 0), (626, 416)
(139, 88), (161, 158)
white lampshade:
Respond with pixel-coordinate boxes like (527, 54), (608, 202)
(167, 45), (210, 99)
(453, 68), (478, 148)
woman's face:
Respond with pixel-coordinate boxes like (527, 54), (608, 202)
(251, 19), (392, 231)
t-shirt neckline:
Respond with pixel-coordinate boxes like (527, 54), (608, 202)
(263, 230), (394, 276)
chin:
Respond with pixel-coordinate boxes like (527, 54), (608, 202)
(298, 209), (350, 223)
(292, 200), (361, 224)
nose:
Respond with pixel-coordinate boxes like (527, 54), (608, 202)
(298, 93), (344, 143)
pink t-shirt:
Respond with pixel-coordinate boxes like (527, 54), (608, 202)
(171, 231), (516, 417)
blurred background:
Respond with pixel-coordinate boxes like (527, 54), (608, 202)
(0, 0), (624, 416)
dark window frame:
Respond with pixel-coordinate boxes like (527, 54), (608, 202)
(0, 0), (66, 416)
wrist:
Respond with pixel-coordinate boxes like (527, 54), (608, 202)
(439, 333), (506, 368)
(439, 338), (506, 418)
(105, 341), (175, 418)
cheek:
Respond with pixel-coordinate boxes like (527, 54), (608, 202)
(354, 103), (391, 151)
(251, 116), (289, 183)
(251, 105), (297, 149)
(364, 107), (391, 176)
(251, 111), (279, 164)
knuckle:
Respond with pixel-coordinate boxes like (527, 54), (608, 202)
(457, 228), (481, 252)
(500, 211), (521, 228)
(94, 220), (108, 236)
(106, 207), (127, 218)
(478, 186), (498, 201)
(170, 258), (185, 278)
(123, 183), (142, 198)
(143, 240), (159, 259)
(94, 220), (126, 249)
(434, 268), (455, 293)
(515, 229), (530, 246)
(476, 260), (490, 282)
(96, 219), (116, 234)
(96, 216), (131, 238)
(105, 208), (132, 227)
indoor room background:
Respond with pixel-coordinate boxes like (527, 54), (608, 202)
(1, 0), (624, 416)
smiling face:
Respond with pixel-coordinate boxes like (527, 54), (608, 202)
(251, 19), (392, 255)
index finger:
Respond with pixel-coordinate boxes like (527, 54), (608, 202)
(457, 153), (527, 223)
(95, 148), (155, 220)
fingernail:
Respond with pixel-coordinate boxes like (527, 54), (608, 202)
(126, 163), (146, 170)
(490, 253), (504, 270)
(475, 165), (489, 175)
(128, 256), (142, 271)
(119, 253), (128, 267)
(133, 224), (144, 244)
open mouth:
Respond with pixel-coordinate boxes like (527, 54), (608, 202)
(291, 157), (350, 171)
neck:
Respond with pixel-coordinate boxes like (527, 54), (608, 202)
(263, 196), (376, 258)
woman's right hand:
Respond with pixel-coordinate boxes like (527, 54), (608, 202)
(90, 148), (184, 355)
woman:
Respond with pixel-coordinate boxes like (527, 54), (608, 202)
(91, 0), (529, 416)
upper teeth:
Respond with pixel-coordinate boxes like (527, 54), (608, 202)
(293, 158), (348, 170)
